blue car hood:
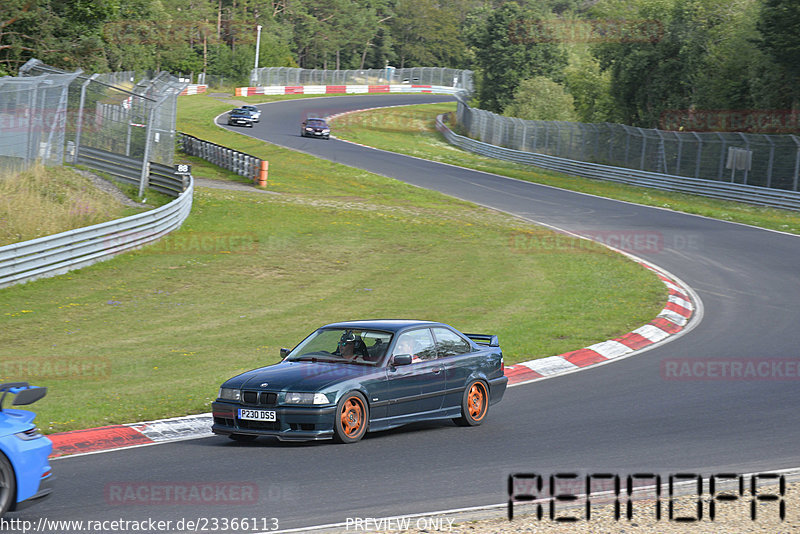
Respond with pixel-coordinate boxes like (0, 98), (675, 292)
(229, 361), (378, 392)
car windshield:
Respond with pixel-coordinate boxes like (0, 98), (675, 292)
(285, 328), (392, 366)
(231, 109), (249, 115)
(306, 120), (327, 127)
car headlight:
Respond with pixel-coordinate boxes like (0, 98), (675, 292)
(284, 392), (328, 405)
(322, 129), (330, 133)
(218, 387), (241, 401)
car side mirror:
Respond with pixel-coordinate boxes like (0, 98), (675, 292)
(392, 354), (412, 367)
(280, 348), (291, 359)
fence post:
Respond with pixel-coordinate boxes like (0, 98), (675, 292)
(138, 94), (167, 197)
(764, 134), (775, 189)
(623, 125), (632, 167)
(738, 132), (751, 185)
(521, 119), (528, 151)
(693, 132), (702, 178)
(792, 135), (800, 191)
(717, 133), (727, 181)
(25, 78), (39, 164)
(639, 128), (647, 170)
(74, 74), (99, 163)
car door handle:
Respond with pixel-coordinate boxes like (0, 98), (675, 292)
(432, 368), (442, 375)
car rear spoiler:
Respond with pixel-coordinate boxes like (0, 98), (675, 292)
(464, 333), (500, 347)
(0, 382), (47, 411)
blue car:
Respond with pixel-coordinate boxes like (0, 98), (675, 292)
(0, 383), (53, 517)
(212, 320), (507, 443)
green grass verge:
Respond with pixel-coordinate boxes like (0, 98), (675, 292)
(0, 164), (154, 247)
(0, 94), (665, 433)
(331, 103), (800, 235)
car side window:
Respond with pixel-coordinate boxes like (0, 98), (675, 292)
(432, 327), (472, 357)
(393, 329), (437, 362)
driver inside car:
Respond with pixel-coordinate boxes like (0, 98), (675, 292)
(337, 331), (364, 360)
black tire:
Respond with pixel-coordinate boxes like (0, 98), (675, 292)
(228, 434), (258, 442)
(0, 453), (16, 518)
(333, 391), (368, 443)
(453, 380), (489, 427)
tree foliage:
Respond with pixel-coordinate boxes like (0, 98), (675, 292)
(466, 1), (568, 113)
(756, 0), (800, 106)
(503, 76), (578, 121)
(0, 0), (795, 134)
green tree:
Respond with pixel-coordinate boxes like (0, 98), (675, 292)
(756, 0), (800, 106)
(0, 1), (44, 74)
(467, 1), (568, 113)
(563, 49), (617, 123)
(503, 76), (578, 121)
(389, 0), (469, 68)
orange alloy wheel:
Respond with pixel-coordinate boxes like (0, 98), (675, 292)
(340, 397), (365, 438)
(468, 382), (487, 421)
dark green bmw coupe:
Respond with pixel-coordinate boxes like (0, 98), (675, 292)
(212, 320), (507, 443)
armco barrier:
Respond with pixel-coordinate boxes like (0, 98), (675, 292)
(76, 147), (188, 197)
(0, 175), (193, 289)
(436, 115), (800, 211)
(178, 132), (261, 180)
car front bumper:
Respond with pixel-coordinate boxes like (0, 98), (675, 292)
(212, 401), (337, 441)
(15, 472), (54, 511)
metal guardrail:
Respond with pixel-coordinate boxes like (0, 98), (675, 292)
(76, 147), (188, 197)
(178, 132), (261, 179)
(436, 114), (800, 211)
(455, 98), (800, 193)
(0, 176), (194, 289)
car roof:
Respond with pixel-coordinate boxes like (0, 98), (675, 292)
(320, 319), (447, 333)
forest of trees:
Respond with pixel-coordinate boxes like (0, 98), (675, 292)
(1, 0), (798, 131)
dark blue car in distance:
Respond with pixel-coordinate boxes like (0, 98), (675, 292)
(212, 320), (507, 443)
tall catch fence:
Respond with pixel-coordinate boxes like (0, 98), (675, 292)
(455, 98), (800, 192)
(0, 67), (81, 169)
(251, 67), (473, 91)
(0, 59), (187, 190)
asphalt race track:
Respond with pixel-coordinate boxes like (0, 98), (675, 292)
(17, 95), (800, 531)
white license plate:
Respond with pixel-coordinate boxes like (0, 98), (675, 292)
(238, 408), (277, 422)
